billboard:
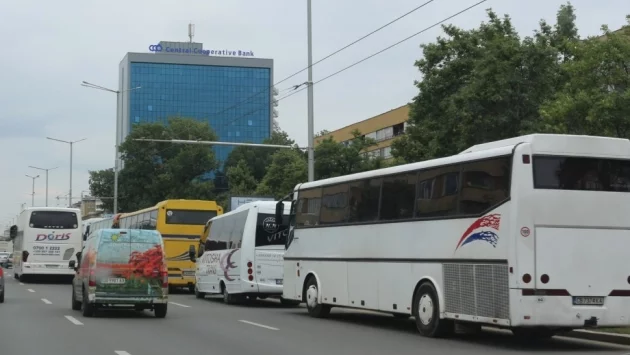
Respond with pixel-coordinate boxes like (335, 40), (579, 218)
(229, 196), (274, 212)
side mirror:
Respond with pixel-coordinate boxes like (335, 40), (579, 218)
(197, 244), (205, 258)
(275, 201), (284, 225)
(188, 245), (196, 262)
(75, 251), (82, 265)
(69, 260), (76, 270)
(9, 225), (17, 239)
(22, 250), (29, 262)
(83, 226), (90, 241)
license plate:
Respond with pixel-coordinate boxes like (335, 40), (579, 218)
(276, 279), (283, 285)
(104, 278), (126, 284)
(573, 296), (605, 306)
(183, 271), (195, 277)
(45, 264), (58, 268)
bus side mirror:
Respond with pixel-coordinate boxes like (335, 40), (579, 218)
(75, 252), (82, 265)
(83, 226), (90, 241)
(9, 225), (17, 239)
(188, 245), (196, 262)
(275, 202), (284, 225)
(22, 250), (29, 262)
(69, 260), (77, 271)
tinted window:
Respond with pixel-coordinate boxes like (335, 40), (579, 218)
(29, 211), (78, 229)
(166, 210), (218, 225)
(533, 156), (630, 192)
(347, 178), (381, 223)
(380, 173), (417, 220)
(256, 213), (290, 247)
(460, 157), (511, 214)
(320, 184), (349, 225)
(415, 166), (460, 218)
(296, 188), (322, 227)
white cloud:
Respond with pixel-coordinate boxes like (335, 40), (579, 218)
(0, 0), (627, 226)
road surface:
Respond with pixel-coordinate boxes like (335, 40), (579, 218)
(1, 271), (628, 355)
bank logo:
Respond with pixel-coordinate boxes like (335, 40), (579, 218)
(148, 44), (163, 52)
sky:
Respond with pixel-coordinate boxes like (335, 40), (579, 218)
(0, 0), (627, 227)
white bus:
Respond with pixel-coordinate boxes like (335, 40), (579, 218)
(10, 207), (83, 281)
(277, 134), (630, 339)
(190, 201), (299, 305)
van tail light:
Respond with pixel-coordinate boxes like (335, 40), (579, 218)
(22, 251), (29, 263)
(88, 270), (96, 287)
(0, 268), (4, 278)
(161, 267), (168, 288)
(247, 261), (253, 281)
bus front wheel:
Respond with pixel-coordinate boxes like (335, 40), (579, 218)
(304, 277), (331, 318)
(413, 282), (453, 337)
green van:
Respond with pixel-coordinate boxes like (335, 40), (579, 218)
(70, 228), (168, 318)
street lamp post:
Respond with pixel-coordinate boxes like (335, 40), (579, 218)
(81, 81), (141, 214)
(25, 174), (40, 207)
(28, 166), (58, 207)
(46, 137), (87, 208)
(306, 0), (315, 182)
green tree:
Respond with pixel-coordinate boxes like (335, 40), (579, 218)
(226, 160), (259, 195)
(223, 130), (295, 184)
(88, 168), (114, 213)
(116, 117), (218, 212)
(314, 129), (378, 179)
(540, 19), (630, 136)
(392, 4), (579, 162)
(256, 149), (308, 198)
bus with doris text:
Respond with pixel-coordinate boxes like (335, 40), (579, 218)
(93, 200), (223, 292)
(190, 201), (300, 305)
(10, 207), (83, 282)
(277, 134), (630, 339)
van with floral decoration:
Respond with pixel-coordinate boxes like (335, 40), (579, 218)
(69, 228), (168, 318)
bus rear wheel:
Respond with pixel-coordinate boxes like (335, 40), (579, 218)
(304, 277), (330, 318)
(413, 282), (453, 337)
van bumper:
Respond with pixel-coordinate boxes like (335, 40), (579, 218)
(89, 294), (168, 305)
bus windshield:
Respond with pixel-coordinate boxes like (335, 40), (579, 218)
(165, 209), (218, 225)
(533, 155), (630, 192)
(255, 213), (289, 247)
(29, 211), (78, 229)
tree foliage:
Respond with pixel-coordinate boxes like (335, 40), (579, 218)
(392, 4), (581, 162)
(88, 168), (114, 213)
(90, 117), (219, 212)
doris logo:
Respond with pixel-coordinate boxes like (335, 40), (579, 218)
(36, 232), (71, 242)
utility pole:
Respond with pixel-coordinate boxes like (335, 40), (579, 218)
(25, 174), (40, 207)
(29, 166), (58, 207)
(306, 0), (315, 182)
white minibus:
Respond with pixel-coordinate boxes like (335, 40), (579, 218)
(190, 201), (299, 305)
(10, 207), (83, 281)
(278, 134), (630, 339)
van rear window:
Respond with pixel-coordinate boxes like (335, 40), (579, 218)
(533, 156), (630, 192)
(255, 213), (290, 247)
(29, 211), (78, 229)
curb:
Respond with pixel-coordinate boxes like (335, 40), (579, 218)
(562, 330), (630, 346)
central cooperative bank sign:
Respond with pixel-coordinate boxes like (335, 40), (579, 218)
(148, 44), (254, 57)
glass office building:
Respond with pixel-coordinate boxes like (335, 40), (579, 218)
(117, 42), (274, 177)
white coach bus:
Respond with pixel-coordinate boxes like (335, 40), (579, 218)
(277, 134), (630, 339)
(190, 201), (299, 305)
(10, 207), (83, 281)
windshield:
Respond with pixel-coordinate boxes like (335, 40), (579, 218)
(255, 213), (290, 247)
(29, 211), (78, 229)
(165, 209), (218, 225)
(533, 156), (630, 192)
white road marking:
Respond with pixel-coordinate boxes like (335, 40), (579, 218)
(19, 282), (24, 285)
(41, 298), (52, 304)
(238, 320), (279, 331)
(168, 302), (191, 308)
(115, 351), (132, 355)
(27, 288), (35, 293)
(64, 315), (84, 325)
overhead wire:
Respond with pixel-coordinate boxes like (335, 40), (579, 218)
(222, 0), (489, 127)
(215, 0), (439, 127)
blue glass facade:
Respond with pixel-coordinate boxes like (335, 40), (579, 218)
(127, 62), (272, 173)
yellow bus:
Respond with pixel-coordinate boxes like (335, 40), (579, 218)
(117, 200), (223, 292)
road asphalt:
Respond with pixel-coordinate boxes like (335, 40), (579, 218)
(1, 270), (629, 355)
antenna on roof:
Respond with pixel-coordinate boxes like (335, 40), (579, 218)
(188, 23), (195, 43)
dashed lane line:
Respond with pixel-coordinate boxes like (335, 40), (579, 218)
(238, 320), (279, 331)
(168, 302), (191, 308)
(41, 298), (52, 304)
(64, 315), (84, 325)
(27, 288), (35, 293)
